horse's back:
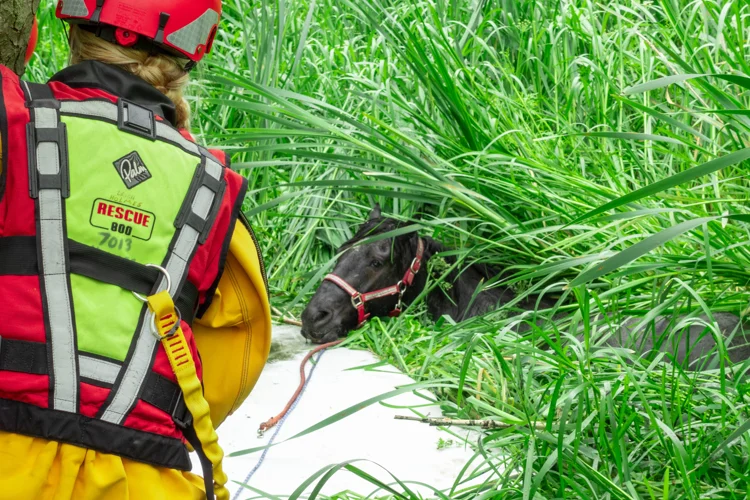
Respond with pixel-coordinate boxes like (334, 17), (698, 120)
(596, 312), (750, 368)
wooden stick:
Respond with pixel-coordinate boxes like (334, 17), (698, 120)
(279, 317), (303, 327)
(272, 306), (303, 327)
(395, 415), (546, 430)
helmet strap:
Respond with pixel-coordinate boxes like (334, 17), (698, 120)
(91, 0), (106, 23)
(154, 13), (171, 45)
(62, 20), (70, 45)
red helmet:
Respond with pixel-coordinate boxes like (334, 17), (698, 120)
(55, 0), (221, 68)
(25, 17), (39, 66)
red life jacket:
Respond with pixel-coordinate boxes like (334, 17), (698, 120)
(0, 64), (247, 471)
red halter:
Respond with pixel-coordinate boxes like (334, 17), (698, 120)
(324, 238), (425, 327)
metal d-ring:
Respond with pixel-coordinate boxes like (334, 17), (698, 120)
(150, 306), (183, 340)
(132, 264), (172, 303)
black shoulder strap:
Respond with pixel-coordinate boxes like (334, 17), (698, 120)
(24, 81), (54, 102)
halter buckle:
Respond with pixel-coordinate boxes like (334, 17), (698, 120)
(409, 257), (420, 274)
(351, 294), (364, 308)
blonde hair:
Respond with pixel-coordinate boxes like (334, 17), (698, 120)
(68, 25), (191, 129)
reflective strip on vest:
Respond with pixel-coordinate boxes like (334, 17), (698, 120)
(79, 355), (120, 385)
(59, 101), (201, 156)
(99, 155), (223, 425)
(26, 85), (79, 413)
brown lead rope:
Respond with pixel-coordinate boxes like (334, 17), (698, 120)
(257, 339), (344, 437)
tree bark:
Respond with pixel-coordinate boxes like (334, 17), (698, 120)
(0, 0), (40, 75)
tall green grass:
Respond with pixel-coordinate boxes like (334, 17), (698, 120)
(28, 0), (750, 497)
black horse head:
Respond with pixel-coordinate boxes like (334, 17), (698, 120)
(301, 205), (429, 343)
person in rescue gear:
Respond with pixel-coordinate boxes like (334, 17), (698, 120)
(0, 1), (271, 499)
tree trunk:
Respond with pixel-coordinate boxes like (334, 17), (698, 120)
(0, 0), (40, 76)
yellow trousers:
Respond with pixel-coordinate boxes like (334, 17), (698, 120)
(0, 431), (205, 499)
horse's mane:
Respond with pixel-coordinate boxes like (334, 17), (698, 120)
(339, 216), (501, 282)
(339, 217), (404, 252)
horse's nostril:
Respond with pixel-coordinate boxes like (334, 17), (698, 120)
(313, 308), (331, 325)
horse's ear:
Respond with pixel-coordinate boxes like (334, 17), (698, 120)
(368, 204), (382, 221)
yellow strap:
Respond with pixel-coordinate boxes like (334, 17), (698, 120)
(147, 291), (229, 500)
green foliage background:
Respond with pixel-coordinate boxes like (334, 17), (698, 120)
(27, 0), (750, 498)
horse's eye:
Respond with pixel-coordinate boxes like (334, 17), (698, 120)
(370, 260), (383, 269)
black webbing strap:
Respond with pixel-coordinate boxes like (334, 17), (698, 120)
(0, 237), (37, 274)
(175, 155), (226, 245)
(0, 338), (48, 375)
(0, 237), (199, 325)
(25, 81), (54, 102)
(184, 425), (215, 500)
(176, 286), (198, 327)
(70, 241), (164, 294)
(0, 338), (188, 421)
(140, 372), (191, 427)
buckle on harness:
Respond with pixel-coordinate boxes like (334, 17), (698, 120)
(171, 392), (193, 430)
(26, 122), (70, 199)
(118, 99), (157, 140)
